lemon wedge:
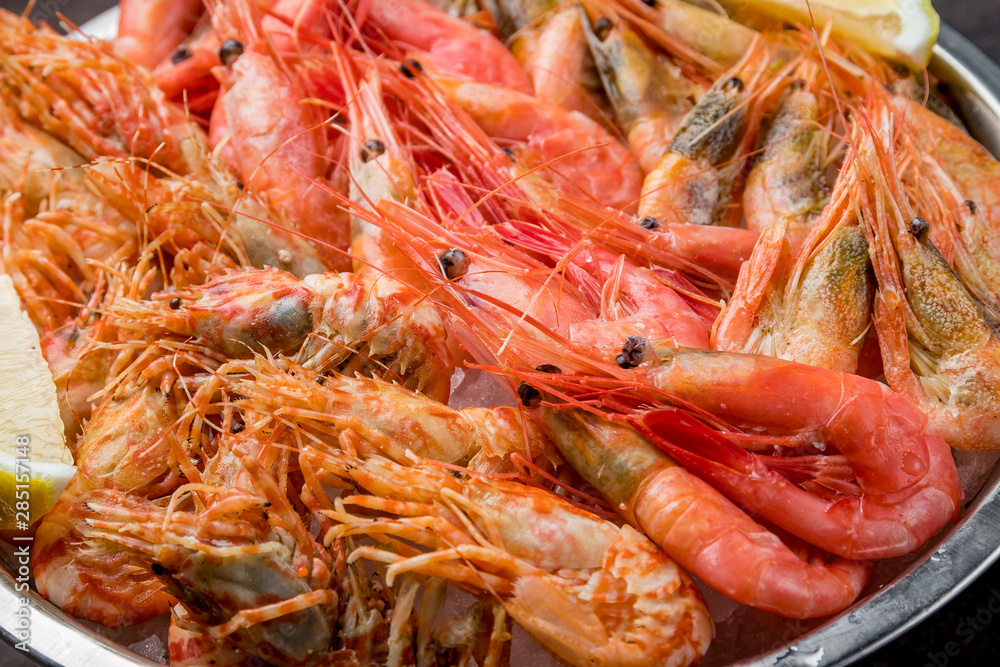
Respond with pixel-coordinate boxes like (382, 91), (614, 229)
(0, 274), (76, 530)
(719, 0), (940, 68)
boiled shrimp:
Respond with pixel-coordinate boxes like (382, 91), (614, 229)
(487, 0), (607, 119)
(533, 401), (873, 618)
(580, 0), (701, 173)
(109, 266), (455, 402)
(860, 108), (1000, 451)
(365, 0), (534, 94)
(310, 447), (715, 667)
(715, 145), (874, 373)
(114, 0), (205, 70)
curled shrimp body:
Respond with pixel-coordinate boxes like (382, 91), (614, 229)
(534, 405), (872, 619)
(743, 81), (831, 239)
(110, 266), (454, 402)
(311, 448), (715, 667)
(581, 1), (700, 173)
(431, 76), (644, 211)
(623, 347), (962, 558)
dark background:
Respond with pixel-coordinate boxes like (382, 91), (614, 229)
(0, 1), (998, 665)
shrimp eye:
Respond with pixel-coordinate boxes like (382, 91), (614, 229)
(966, 200), (978, 214)
(168, 296), (182, 310)
(219, 40), (245, 66)
(314, 376), (326, 385)
(231, 419), (245, 434)
(638, 216), (662, 230)
(535, 364), (562, 374)
(408, 59), (423, 72)
(439, 249), (469, 280)
(502, 147), (516, 161)
(400, 63), (414, 78)
(593, 17), (614, 41)
(151, 563), (167, 576)
(361, 139), (386, 162)
(790, 79), (806, 91)
(517, 382), (541, 407)
(724, 77), (745, 92)
(616, 336), (650, 369)
(641, 0), (656, 6)
(909, 217), (931, 238)
(235, 181), (244, 191)
(171, 45), (193, 64)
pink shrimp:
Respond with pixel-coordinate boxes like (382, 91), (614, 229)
(428, 75), (643, 211)
(114, 0), (205, 70)
(365, 0), (534, 95)
(532, 400), (873, 619)
(217, 47), (352, 270)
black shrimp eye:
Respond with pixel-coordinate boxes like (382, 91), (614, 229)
(168, 296), (182, 310)
(171, 45), (193, 64)
(517, 381), (541, 407)
(235, 181), (244, 191)
(407, 58), (423, 72)
(724, 76), (745, 92)
(151, 563), (167, 576)
(314, 376), (326, 385)
(638, 216), (662, 230)
(231, 420), (245, 434)
(535, 364), (562, 374)
(790, 79), (806, 91)
(361, 139), (386, 163)
(640, 0), (656, 6)
(909, 217), (931, 237)
(502, 147), (516, 161)
(593, 17), (614, 41)
(219, 39), (244, 66)
(615, 336), (650, 369)
(400, 62), (414, 78)
(966, 200), (978, 215)
(439, 248), (469, 280)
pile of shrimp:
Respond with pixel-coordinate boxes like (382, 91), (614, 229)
(1, 0), (998, 664)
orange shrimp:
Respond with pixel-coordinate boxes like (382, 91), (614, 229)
(487, 0), (607, 119)
(110, 266), (455, 402)
(428, 75), (643, 211)
(216, 42), (352, 269)
(532, 401), (873, 619)
(114, 0), (205, 70)
(365, 0), (534, 95)
(218, 356), (561, 475)
(860, 104), (1000, 451)
(638, 40), (783, 226)
(714, 146), (874, 373)
(83, 430), (339, 665)
(33, 381), (185, 626)
(580, 0), (701, 173)
(310, 446), (715, 667)
(622, 348), (961, 560)
(743, 78), (833, 238)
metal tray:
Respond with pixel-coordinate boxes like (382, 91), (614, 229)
(4, 21), (1000, 667)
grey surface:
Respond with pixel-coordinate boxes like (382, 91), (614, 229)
(0, 1), (999, 667)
